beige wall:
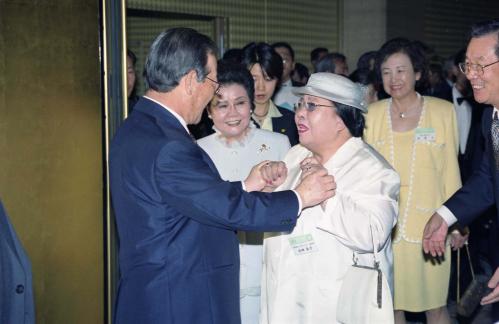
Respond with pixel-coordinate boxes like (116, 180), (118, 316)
(0, 1), (104, 323)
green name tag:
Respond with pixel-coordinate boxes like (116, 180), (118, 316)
(288, 234), (318, 255)
(415, 127), (435, 142)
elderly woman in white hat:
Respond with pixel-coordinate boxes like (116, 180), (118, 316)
(260, 73), (401, 323)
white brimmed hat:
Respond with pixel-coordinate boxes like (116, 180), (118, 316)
(292, 72), (367, 112)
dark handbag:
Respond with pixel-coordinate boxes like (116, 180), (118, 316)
(456, 244), (492, 317)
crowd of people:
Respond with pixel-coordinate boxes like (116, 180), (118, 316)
(116, 18), (499, 324)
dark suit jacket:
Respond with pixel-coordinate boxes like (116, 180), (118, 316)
(110, 97), (299, 324)
(458, 101), (487, 182)
(0, 200), (35, 324)
(445, 106), (499, 225)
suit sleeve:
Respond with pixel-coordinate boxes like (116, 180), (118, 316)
(445, 110), (495, 225)
(154, 139), (299, 232)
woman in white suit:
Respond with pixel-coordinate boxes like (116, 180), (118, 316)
(198, 61), (291, 324)
(260, 73), (400, 324)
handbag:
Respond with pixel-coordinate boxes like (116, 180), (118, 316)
(456, 244), (492, 317)
(336, 224), (394, 324)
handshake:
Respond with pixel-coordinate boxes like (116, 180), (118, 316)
(244, 157), (336, 209)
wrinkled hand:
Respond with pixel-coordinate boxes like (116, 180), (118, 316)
(422, 212), (448, 257)
(300, 156), (321, 180)
(244, 160), (287, 192)
(481, 267), (499, 305)
(295, 168), (335, 209)
(450, 230), (469, 251)
(260, 161), (288, 192)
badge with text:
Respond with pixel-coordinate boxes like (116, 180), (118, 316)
(415, 127), (436, 142)
(288, 234), (318, 255)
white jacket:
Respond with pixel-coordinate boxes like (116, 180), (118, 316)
(261, 137), (400, 324)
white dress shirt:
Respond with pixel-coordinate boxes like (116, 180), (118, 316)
(452, 86), (472, 154)
(273, 79), (301, 111)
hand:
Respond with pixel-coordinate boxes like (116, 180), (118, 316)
(244, 160), (287, 192)
(260, 161), (288, 191)
(422, 212), (448, 257)
(450, 230), (469, 251)
(300, 156), (321, 180)
(481, 267), (499, 305)
(295, 168), (335, 209)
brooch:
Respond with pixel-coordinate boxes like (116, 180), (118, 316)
(258, 144), (270, 153)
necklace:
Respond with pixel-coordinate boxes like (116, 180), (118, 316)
(392, 93), (421, 119)
(387, 95), (426, 243)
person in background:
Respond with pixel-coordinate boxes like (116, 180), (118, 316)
(241, 42), (299, 146)
(316, 52), (349, 76)
(0, 199), (35, 324)
(198, 61), (291, 324)
(350, 68), (379, 106)
(292, 62), (310, 85)
(423, 18), (499, 322)
(357, 50), (378, 71)
(223, 48), (243, 64)
(272, 42), (303, 111)
(364, 37), (463, 324)
(310, 47), (328, 73)
(427, 60), (453, 102)
(110, 27), (335, 324)
(126, 49), (139, 112)
(261, 73), (399, 323)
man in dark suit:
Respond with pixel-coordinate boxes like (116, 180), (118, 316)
(110, 28), (335, 324)
(423, 18), (499, 307)
(0, 200), (35, 324)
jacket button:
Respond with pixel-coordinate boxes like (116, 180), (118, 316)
(16, 284), (25, 294)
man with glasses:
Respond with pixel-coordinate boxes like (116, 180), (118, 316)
(423, 19), (499, 315)
(110, 28), (335, 324)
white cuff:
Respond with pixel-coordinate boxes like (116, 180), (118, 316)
(291, 190), (302, 216)
(436, 205), (458, 226)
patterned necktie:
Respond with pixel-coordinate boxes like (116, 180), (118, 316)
(491, 111), (499, 170)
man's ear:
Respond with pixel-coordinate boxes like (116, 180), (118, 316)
(182, 70), (198, 95)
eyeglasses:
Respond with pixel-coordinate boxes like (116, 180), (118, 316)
(294, 101), (335, 112)
(205, 76), (221, 94)
(458, 60), (499, 75)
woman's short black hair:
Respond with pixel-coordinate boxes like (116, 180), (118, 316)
(375, 37), (428, 89)
(241, 42), (283, 82)
(215, 60), (255, 110)
(334, 102), (365, 138)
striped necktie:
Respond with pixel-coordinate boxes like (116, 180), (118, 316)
(492, 111), (499, 170)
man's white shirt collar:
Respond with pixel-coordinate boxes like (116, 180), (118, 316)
(143, 95), (190, 134)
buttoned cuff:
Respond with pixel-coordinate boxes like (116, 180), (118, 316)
(437, 205), (458, 226)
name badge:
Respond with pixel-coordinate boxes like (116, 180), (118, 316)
(415, 127), (436, 142)
(288, 234), (318, 255)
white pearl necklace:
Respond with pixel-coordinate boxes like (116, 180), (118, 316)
(387, 95), (426, 244)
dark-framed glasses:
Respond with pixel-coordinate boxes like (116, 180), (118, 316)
(205, 76), (221, 94)
(458, 60), (499, 75)
(294, 101), (335, 112)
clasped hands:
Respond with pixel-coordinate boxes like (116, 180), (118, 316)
(244, 157), (336, 209)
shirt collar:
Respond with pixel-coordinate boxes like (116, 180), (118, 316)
(143, 95), (190, 134)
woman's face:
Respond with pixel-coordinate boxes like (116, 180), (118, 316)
(126, 56), (136, 98)
(380, 52), (420, 99)
(208, 83), (252, 141)
(294, 94), (344, 152)
(249, 63), (278, 105)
